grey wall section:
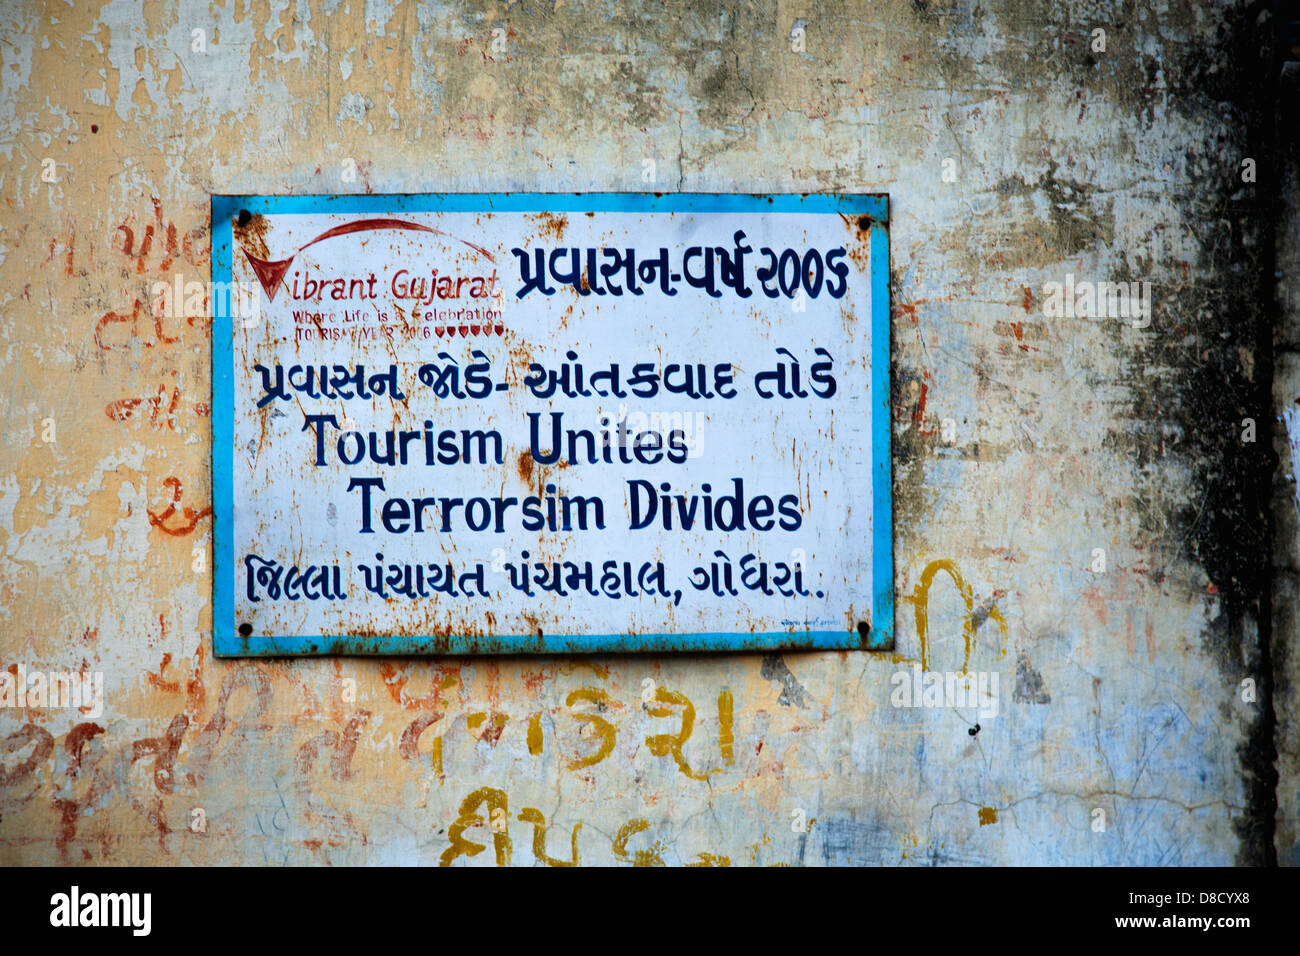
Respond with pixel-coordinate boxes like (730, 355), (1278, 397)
(1273, 43), (1298, 868)
(0, 0), (1290, 865)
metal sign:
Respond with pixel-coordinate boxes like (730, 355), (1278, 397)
(210, 194), (891, 655)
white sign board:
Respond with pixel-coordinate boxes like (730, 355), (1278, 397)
(211, 194), (891, 655)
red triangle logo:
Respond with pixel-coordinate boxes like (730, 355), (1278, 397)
(243, 251), (294, 301)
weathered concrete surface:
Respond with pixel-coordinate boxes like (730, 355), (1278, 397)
(1272, 52), (1298, 867)
(0, 0), (1288, 864)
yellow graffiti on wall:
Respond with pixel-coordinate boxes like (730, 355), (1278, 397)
(518, 807), (581, 866)
(644, 687), (734, 781)
(910, 559), (1008, 672)
(565, 687), (617, 769)
(613, 818), (666, 867)
(439, 786), (511, 867)
(437, 797), (732, 866)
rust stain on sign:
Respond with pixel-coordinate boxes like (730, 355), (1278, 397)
(212, 194), (893, 656)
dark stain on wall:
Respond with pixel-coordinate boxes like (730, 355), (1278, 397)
(1108, 2), (1281, 866)
(994, 162), (1114, 257)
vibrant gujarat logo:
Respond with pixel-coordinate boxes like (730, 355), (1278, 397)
(239, 216), (496, 301)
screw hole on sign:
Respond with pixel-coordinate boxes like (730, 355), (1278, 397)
(857, 216), (871, 230)
(968, 723), (980, 737)
(238, 209), (251, 227)
(238, 622), (253, 637)
(856, 620), (870, 638)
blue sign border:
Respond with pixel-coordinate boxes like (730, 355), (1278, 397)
(211, 193), (892, 656)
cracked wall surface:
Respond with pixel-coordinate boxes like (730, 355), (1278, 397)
(0, 0), (1290, 865)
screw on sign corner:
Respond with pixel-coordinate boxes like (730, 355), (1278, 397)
(237, 622), (253, 638)
(856, 620), (870, 639)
